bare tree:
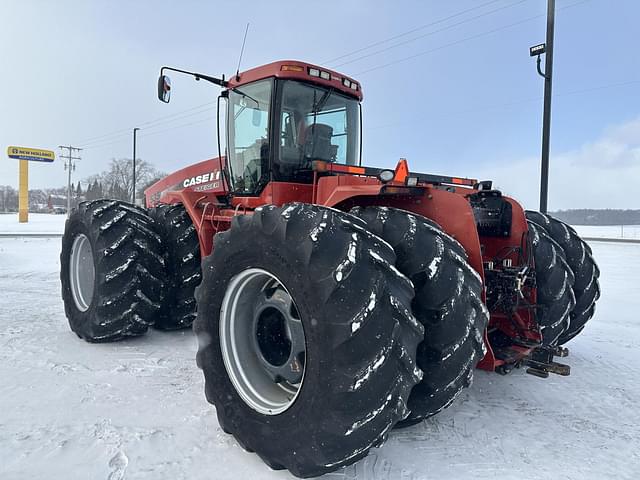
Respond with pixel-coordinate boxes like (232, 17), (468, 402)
(85, 158), (165, 203)
(137, 175), (165, 202)
(1, 186), (17, 212)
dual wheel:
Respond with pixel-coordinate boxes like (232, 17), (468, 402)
(194, 204), (488, 476)
(60, 201), (488, 477)
(60, 201), (200, 341)
(526, 211), (600, 346)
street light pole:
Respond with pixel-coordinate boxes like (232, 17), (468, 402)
(539, 0), (555, 214)
(132, 127), (140, 204)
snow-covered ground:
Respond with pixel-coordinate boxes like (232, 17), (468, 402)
(0, 213), (66, 234)
(572, 224), (640, 240)
(1, 212), (638, 240)
(1, 237), (639, 480)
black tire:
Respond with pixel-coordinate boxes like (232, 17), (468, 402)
(193, 203), (424, 478)
(149, 204), (202, 330)
(527, 220), (576, 345)
(351, 206), (489, 426)
(526, 211), (600, 344)
(60, 199), (165, 342)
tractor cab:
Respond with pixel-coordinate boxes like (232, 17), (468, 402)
(158, 61), (362, 197)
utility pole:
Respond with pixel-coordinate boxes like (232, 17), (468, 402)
(132, 128), (140, 204)
(530, 0), (555, 214)
(59, 145), (82, 216)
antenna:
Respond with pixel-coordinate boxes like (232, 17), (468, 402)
(235, 23), (250, 81)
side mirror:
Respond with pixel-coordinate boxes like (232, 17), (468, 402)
(157, 75), (171, 103)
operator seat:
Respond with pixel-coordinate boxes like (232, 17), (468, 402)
(302, 123), (337, 162)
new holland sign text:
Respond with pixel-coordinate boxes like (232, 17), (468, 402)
(7, 146), (55, 162)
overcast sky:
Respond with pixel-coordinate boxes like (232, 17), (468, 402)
(1, 0), (638, 210)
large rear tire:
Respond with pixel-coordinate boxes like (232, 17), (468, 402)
(526, 211), (600, 344)
(149, 204), (201, 330)
(527, 220), (576, 345)
(351, 206), (489, 425)
(193, 203), (424, 478)
(60, 199), (165, 342)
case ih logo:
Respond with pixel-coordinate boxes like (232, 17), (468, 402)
(183, 171), (220, 188)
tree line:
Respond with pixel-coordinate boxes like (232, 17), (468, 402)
(551, 209), (640, 226)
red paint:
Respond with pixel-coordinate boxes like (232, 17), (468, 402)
(144, 58), (546, 373)
(145, 158), (226, 208)
(226, 60), (363, 101)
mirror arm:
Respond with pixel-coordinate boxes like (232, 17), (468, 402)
(160, 66), (228, 88)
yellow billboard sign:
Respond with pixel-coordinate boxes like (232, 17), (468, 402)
(7, 146), (55, 163)
(5, 146), (54, 223)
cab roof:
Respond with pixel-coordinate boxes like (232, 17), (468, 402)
(227, 60), (363, 101)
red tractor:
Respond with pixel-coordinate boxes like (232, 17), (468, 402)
(60, 60), (600, 477)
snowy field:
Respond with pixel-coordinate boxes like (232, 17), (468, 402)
(0, 213), (66, 234)
(572, 224), (640, 240)
(1, 236), (639, 479)
(1, 212), (639, 240)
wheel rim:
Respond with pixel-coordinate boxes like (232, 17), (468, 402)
(69, 234), (95, 312)
(220, 268), (306, 415)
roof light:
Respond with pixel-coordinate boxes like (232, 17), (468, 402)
(320, 71), (330, 80)
(281, 65), (305, 72)
(308, 67), (320, 77)
(406, 176), (418, 186)
(343, 78), (351, 87)
(350, 83), (358, 90)
(378, 170), (395, 183)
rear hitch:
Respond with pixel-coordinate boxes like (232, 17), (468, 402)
(551, 345), (569, 357)
(523, 347), (571, 378)
(525, 360), (570, 377)
(525, 367), (550, 379)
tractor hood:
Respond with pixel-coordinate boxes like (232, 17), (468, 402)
(144, 157), (227, 207)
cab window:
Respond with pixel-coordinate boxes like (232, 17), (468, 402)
(275, 80), (360, 183)
(227, 79), (272, 195)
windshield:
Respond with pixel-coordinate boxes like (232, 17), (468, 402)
(227, 79), (273, 195)
(275, 80), (361, 183)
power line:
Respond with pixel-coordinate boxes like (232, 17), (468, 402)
(82, 112), (217, 151)
(76, 100), (217, 147)
(77, 3), (522, 147)
(79, 131), (130, 149)
(138, 115), (217, 139)
(80, 105), (217, 149)
(367, 78), (640, 130)
(137, 102), (216, 129)
(79, 135), (130, 151)
(322, 0), (506, 65)
(75, 0), (589, 152)
(101, 79), (640, 149)
(555, 79), (640, 98)
(331, 0), (529, 68)
(84, 77), (640, 152)
(354, 0), (589, 76)
(77, 127), (133, 147)
(355, 16), (542, 75)
(78, 102), (216, 147)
